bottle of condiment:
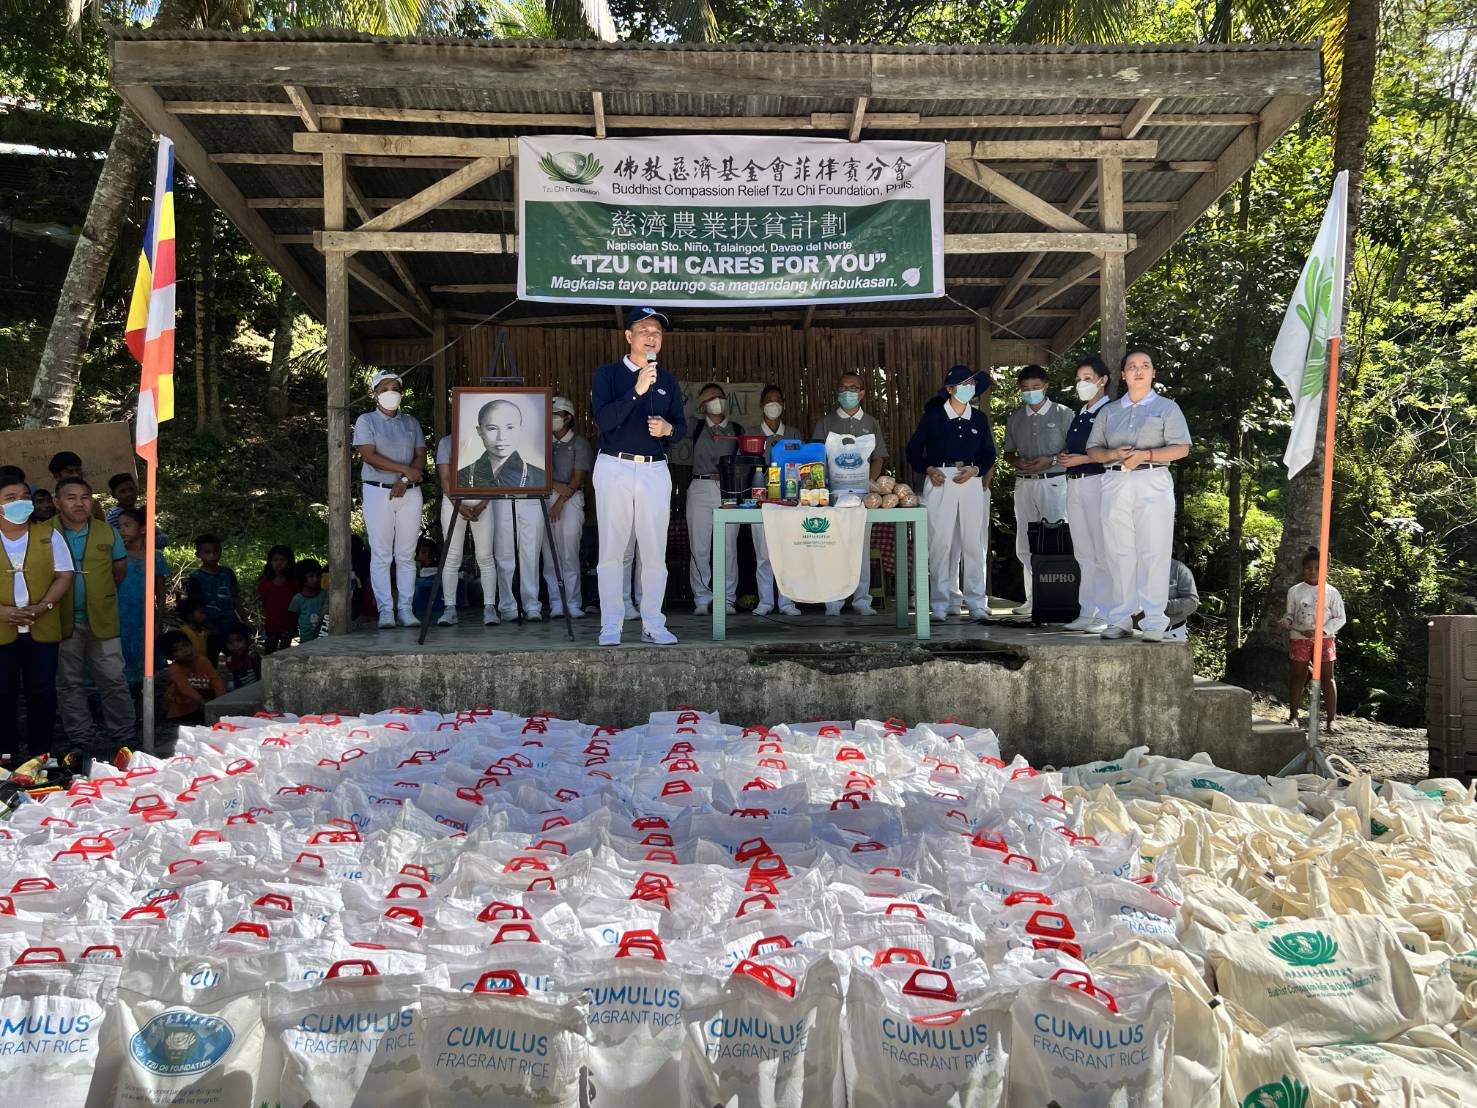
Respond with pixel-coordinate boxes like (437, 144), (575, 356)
(767, 464), (781, 501)
(783, 463), (799, 501)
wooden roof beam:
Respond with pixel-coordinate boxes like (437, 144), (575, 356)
(284, 85), (321, 131)
(848, 96), (868, 142)
(356, 156), (507, 232)
(591, 91), (606, 139)
(991, 172), (1100, 317)
(946, 157), (1091, 234)
(1122, 97), (1162, 138)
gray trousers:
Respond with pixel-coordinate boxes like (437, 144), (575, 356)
(57, 623), (136, 747)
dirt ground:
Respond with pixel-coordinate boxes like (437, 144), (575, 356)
(1250, 696), (1431, 783)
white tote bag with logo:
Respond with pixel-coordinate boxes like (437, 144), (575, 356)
(759, 504), (866, 604)
(0, 958), (117, 1108)
(1206, 917), (1424, 1046)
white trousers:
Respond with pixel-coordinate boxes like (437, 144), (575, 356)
(489, 497), (544, 616)
(541, 490), (585, 613)
(686, 479), (737, 607)
(595, 454), (671, 635)
(1013, 475), (1067, 605)
(944, 489), (991, 612)
(1065, 473), (1110, 621)
(925, 471), (988, 615)
(363, 483), (423, 617)
(440, 497), (497, 612)
(750, 521), (791, 610)
(622, 534), (641, 609)
(1101, 468), (1175, 632)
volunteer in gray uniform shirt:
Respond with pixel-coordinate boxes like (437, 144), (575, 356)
(1086, 347), (1193, 641)
(751, 384), (801, 617)
(1003, 364), (1071, 616)
(813, 371), (887, 616)
(433, 432), (500, 627)
(687, 382), (740, 616)
(352, 371), (426, 629)
(542, 395), (594, 619)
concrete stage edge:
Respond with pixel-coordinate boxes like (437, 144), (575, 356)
(254, 605), (1302, 776)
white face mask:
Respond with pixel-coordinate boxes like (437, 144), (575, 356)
(1076, 380), (1100, 402)
(377, 390), (403, 412)
(552, 414), (568, 431)
(704, 398), (725, 416)
(762, 402), (783, 422)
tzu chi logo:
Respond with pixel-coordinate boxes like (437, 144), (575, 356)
(539, 150), (604, 185)
(129, 1011), (235, 1076)
(1241, 1075), (1311, 1108)
(1268, 930), (1339, 967)
(801, 516), (830, 535)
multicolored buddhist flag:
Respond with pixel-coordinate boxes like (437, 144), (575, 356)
(128, 136), (176, 461)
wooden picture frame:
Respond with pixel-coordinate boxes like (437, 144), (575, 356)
(448, 387), (554, 497)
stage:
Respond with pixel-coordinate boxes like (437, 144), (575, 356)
(247, 603), (1305, 774)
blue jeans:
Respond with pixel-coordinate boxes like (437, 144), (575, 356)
(0, 635), (60, 758)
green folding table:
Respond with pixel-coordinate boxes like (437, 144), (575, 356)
(709, 505), (929, 641)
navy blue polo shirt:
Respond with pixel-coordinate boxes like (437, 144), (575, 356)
(905, 401), (997, 474)
(591, 356), (687, 457)
(1064, 398), (1109, 476)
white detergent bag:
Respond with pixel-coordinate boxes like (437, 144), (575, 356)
(0, 958), (117, 1107)
(417, 976), (590, 1107)
(685, 951), (845, 1108)
(265, 960), (426, 1108)
(104, 951), (285, 1108)
(1206, 917), (1424, 1045)
(1007, 965), (1172, 1108)
(842, 966), (1009, 1108)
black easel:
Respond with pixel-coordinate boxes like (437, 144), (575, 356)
(417, 329), (575, 644)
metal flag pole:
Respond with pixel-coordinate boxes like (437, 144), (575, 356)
(141, 455), (158, 754)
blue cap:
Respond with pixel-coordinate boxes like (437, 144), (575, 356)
(624, 306), (670, 330)
(944, 364), (978, 387)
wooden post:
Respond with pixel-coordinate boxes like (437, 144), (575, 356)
(1097, 155), (1127, 393)
(432, 309), (448, 444)
(974, 312), (993, 369)
(323, 151), (352, 635)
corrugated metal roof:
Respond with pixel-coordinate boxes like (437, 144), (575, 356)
(113, 30), (1322, 359)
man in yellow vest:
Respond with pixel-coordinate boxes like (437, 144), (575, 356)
(53, 477), (135, 752)
(0, 467), (75, 761)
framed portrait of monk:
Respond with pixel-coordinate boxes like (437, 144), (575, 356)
(449, 387), (554, 497)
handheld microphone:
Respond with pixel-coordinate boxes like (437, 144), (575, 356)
(644, 351), (657, 419)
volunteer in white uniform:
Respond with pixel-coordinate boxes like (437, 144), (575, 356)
(686, 383), (741, 616)
(591, 307), (686, 647)
(1086, 348), (1193, 641)
(812, 372), (887, 616)
(433, 432), (499, 627)
(905, 365), (997, 621)
(543, 395), (594, 619)
(1054, 355), (1112, 633)
(1003, 364), (1071, 616)
(751, 385), (801, 617)
(352, 371), (426, 628)
(942, 373), (995, 616)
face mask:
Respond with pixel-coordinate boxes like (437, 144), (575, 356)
(1022, 388), (1044, 406)
(952, 383), (976, 405)
(762, 402), (783, 422)
(704, 398), (725, 416)
(552, 415), (568, 432)
(838, 390), (860, 411)
(1076, 380), (1101, 402)
(378, 390), (403, 412)
(2, 500), (34, 525)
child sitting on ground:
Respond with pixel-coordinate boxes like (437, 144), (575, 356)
(177, 597), (211, 662)
(412, 536), (444, 620)
(221, 623), (263, 691)
(160, 629), (226, 728)
(289, 559), (327, 643)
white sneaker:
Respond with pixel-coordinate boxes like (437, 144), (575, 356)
(967, 608), (990, 620)
(523, 609), (543, 622)
(598, 630), (620, 646)
(693, 603), (711, 617)
(725, 603), (737, 615)
(1011, 602), (1033, 616)
(436, 610), (458, 627)
(568, 607), (585, 619)
(624, 605), (641, 621)
(824, 604), (842, 616)
(1141, 628), (1167, 643)
(1101, 626), (1129, 640)
(377, 613), (397, 630)
(754, 604), (774, 616)
(396, 610), (416, 627)
(1086, 619), (1109, 634)
(499, 608), (519, 622)
(549, 608), (564, 620)
(642, 627), (678, 645)
(930, 610), (949, 621)
(779, 604), (802, 616)
(483, 606), (501, 626)
(1063, 615), (1096, 632)
(853, 603), (877, 617)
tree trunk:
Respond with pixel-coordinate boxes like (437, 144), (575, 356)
(22, 0), (189, 429)
(193, 207), (215, 436)
(267, 283), (298, 420)
(1226, 0), (1379, 694)
(1222, 171), (1254, 665)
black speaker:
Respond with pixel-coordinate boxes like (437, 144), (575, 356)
(1028, 519), (1074, 556)
(1031, 554), (1081, 624)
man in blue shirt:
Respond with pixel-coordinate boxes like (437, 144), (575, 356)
(591, 307), (686, 646)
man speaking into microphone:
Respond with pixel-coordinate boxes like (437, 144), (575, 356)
(591, 307), (686, 646)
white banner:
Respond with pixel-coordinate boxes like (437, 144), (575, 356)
(518, 134), (945, 307)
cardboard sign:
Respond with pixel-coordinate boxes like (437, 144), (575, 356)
(669, 381), (768, 469)
(0, 421), (136, 491)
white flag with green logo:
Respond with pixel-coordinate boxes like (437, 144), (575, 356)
(1271, 170), (1348, 478)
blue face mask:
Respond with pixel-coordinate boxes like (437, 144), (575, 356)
(952, 383), (976, 405)
(2, 500), (34, 524)
(1022, 388), (1045, 406)
(838, 390), (861, 411)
